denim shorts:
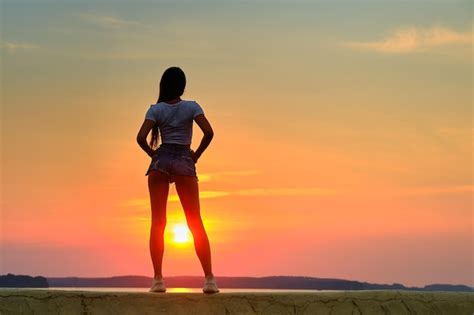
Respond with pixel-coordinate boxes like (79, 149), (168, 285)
(145, 143), (198, 183)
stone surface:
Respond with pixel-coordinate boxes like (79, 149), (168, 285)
(0, 289), (473, 314)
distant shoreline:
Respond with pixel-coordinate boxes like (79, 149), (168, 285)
(2, 273), (472, 292)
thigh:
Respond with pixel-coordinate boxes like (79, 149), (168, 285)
(174, 175), (201, 218)
(148, 170), (170, 220)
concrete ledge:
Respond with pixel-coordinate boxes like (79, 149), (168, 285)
(0, 289), (473, 314)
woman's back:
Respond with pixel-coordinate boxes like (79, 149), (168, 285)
(137, 65), (219, 293)
(145, 99), (204, 145)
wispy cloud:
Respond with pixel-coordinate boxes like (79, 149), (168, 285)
(399, 185), (474, 196)
(79, 12), (142, 29)
(1, 41), (39, 53)
(339, 25), (472, 54)
(198, 170), (260, 182)
(229, 187), (339, 197)
(120, 186), (338, 209)
(168, 191), (231, 201)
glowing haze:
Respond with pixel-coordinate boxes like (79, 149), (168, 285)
(1, 1), (472, 287)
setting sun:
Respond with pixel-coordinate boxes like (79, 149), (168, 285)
(172, 223), (191, 244)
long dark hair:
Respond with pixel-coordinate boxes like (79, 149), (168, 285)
(149, 66), (187, 149)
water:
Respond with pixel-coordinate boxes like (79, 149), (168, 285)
(6, 287), (336, 293)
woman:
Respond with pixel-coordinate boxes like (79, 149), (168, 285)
(136, 66), (219, 294)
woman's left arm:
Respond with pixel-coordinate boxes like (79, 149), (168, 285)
(136, 119), (157, 157)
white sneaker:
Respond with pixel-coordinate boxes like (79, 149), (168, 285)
(203, 275), (220, 294)
(149, 277), (166, 293)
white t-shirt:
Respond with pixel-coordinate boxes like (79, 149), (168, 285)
(144, 99), (204, 145)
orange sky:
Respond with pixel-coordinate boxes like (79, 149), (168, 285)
(1, 1), (472, 287)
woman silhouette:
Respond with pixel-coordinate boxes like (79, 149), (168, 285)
(136, 66), (219, 294)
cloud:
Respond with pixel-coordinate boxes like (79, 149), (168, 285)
(79, 12), (142, 29)
(168, 191), (231, 201)
(230, 187), (339, 197)
(339, 25), (472, 54)
(1, 41), (39, 53)
(120, 186), (338, 209)
(399, 185), (474, 196)
(198, 170), (260, 182)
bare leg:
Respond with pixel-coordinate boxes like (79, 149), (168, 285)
(148, 170), (170, 278)
(174, 175), (214, 277)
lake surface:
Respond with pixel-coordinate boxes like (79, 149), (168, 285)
(4, 287), (339, 293)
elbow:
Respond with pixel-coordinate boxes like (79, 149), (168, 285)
(136, 134), (146, 144)
(205, 130), (214, 140)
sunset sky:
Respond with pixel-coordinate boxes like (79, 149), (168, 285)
(1, 0), (472, 287)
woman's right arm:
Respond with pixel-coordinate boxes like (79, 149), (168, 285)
(136, 119), (158, 158)
(192, 114), (214, 163)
